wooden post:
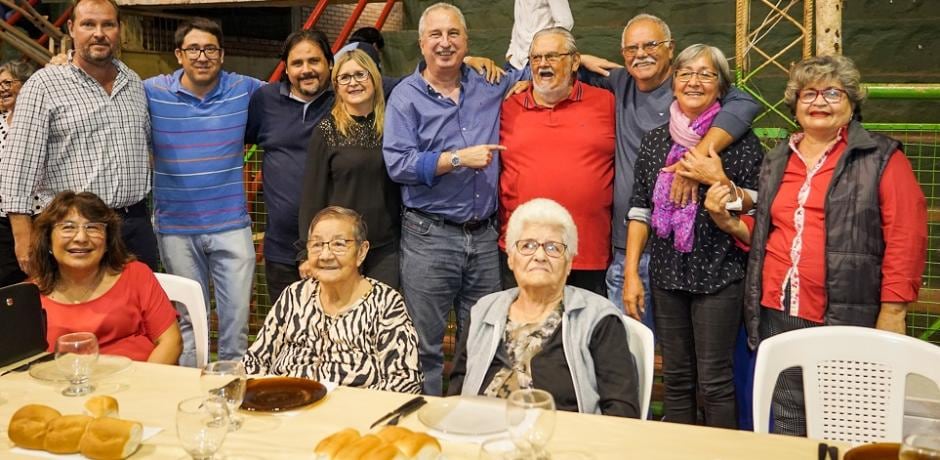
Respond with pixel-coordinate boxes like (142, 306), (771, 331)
(816, 0), (842, 55)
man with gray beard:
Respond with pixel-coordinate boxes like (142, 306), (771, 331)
(497, 27), (615, 295)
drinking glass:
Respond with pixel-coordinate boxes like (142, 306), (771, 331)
(176, 395), (229, 460)
(506, 388), (556, 459)
(900, 433), (940, 460)
(200, 360), (247, 430)
(479, 437), (519, 459)
(55, 332), (98, 396)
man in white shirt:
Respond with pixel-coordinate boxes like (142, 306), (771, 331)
(505, 0), (573, 70)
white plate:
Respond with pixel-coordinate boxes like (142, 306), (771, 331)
(28, 354), (132, 383)
(417, 395), (508, 436)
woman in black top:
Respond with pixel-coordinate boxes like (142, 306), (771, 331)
(623, 44), (764, 428)
(298, 49), (401, 288)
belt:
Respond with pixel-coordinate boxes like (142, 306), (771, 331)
(406, 208), (492, 232)
(112, 199), (148, 218)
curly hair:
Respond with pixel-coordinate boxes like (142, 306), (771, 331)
(29, 191), (133, 294)
(784, 54), (866, 117)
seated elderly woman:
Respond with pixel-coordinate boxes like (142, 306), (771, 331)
(704, 54), (926, 436)
(243, 206), (422, 393)
(448, 198), (639, 418)
(30, 191), (182, 363)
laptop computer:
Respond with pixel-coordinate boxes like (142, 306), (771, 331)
(0, 282), (50, 374)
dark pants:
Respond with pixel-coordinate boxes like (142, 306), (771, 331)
(498, 250), (607, 296)
(0, 216), (26, 287)
(361, 240), (400, 289)
(653, 280), (743, 429)
(118, 202), (159, 271)
(265, 260), (301, 303)
(759, 305), (821, 436)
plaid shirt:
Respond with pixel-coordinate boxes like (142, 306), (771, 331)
(0, 57), (151, 214)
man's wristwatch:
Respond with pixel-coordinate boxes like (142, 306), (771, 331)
(449, 151), (461, 169)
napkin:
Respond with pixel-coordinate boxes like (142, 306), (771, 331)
(11, 426), (162, 459)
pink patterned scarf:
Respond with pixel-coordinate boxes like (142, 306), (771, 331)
(650, 100), (721, 253)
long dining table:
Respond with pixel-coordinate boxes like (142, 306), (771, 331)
(0, 360), (849, 459)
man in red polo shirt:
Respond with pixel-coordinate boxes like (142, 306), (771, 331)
(498, 26), (616, 295)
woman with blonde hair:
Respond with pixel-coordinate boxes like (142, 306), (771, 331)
(297, 49), (401, 288)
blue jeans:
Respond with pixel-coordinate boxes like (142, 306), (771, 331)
(157, 226), (254, 367)
(400, 209), (501, 395)
(606, 249), (655, 333)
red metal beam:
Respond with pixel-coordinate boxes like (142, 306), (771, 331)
(37, 5), (72, 47)
(374, 0), (397, 30)
(5, 0), (39, 27)
(268, 0), (331, 83)
(331, 0), (367, 52)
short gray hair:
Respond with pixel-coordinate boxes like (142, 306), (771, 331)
(506, 198), (578, 260)
(418, 2), (467, 37)
(673, 44), (732, 97)
(0, 60), (36, 83)
(530, 27), (577, 55)
(308, 206), (369, 243)
(622, 13), (672, 47)
(784, 54), (866, 115)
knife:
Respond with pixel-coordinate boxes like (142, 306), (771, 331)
(0, 353), (55, 377)
(369, 396), (426, 429)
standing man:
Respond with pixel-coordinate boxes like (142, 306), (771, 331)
(0, 0), (157, 273)
(144, 18), (263, 366)
(506, 0), (573, 70)
(384, 2), (523, 395)
(246, 30), (334, 302)
(499, 27), (615, 295)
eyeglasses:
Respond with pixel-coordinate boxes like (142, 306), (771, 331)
(336, 70), (369, 86)
(528, 52), (574, 64)
(179, 47), (222, 60)
(54, 221), (107, 238)
(514, 239), (568, 258)
(308, 239), (357, 255)
(621, 39), (673, 57)
(675, 69), (719, 83)
(0, 79), (20, 90)
(799, 87), (847, 104)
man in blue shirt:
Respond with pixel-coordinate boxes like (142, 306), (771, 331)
(246, 30), (335, 303)
(384, 2), (522, 395)
(144, 18), (263, 366)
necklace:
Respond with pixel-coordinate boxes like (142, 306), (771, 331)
(54, 271), (105, 304)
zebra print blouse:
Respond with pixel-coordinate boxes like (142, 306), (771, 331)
(242, 278), (423, 394)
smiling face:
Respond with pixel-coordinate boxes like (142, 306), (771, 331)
(507, 222), (571, 291)
(68, 0), (120, 67)
(795, 79), (854, 135)
(175, 29), (223, 91)
(529, 33), (579, 105)
(621, 19), (673, 91)
(51, 209), (107, 274)
(418, 7), (468, 75)
(306, 217), (368, 285)
(335, 59), (375, 116)
(673, 54), (721, 119)
(285, 39), (331, 101)
(0, 70), (23, 111)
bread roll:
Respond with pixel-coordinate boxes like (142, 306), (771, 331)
(314, 428), (360, 459)
(7, 404), (61, 450)
(376, 425), (413, 444)
(79, 417), (142, 460)
(43, 415), (93, 454)
(394, 432), (442, 460)
(84, 396), (119, 418)
(335, 434), (383, 460)
(361, 443), (407, 460)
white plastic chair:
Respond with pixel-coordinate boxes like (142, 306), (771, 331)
(155, 273), (209, 368)
(623, 314), (655, 419)
(753, 325), (940, 444)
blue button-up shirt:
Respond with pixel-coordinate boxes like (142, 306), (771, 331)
(383, 63), (522, 223)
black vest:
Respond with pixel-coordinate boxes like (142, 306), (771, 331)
(744, 121), (901, 349)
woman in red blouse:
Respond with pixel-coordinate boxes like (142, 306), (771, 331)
(703, 55), (927, 436)
(29, 192), (182, 363)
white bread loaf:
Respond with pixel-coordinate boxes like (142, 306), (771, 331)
(43, 414), (93, 454)
(376, 426), (413, 444)
(394, 432), (442, 460)
(7, 404), (62, 450)
(84, 395), (120, 418)
(314, 428), (361, 459)
(335, 434), (384, 460)
(315, 426), (442, 460)
(361, 443), (408, 460)
(79, 417), (143, 460)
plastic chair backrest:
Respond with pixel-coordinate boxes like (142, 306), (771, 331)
(155, 273), (209, 368)
(753, 325), (940, 444)
(622, 314), (655, 419)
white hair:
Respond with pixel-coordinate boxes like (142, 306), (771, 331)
(506, 198), (579, 260)
(418, 2), (467, 37)
(622, 13), (672, 47)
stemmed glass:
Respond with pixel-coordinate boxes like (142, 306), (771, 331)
(506, 388), (556, 459)
(176, 395), (229, 460)
(199, 360), (247, 431)
(55, 332), (99, 396)
(900, 432), (940, 460)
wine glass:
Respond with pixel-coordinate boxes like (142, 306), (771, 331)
(199, 360), (247, 430)
(176, 395), (229, 460)
(506, 388), (556, 459)
(479, 437), (519, 460)
(900, 432), (940, 460)
(55, 332), (99, 396)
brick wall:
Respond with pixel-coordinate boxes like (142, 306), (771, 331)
(300, 2), (404, 44)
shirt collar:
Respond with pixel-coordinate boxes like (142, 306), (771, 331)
(521, 78), (584, 109)
(169, 68), (228, 101)
(411, 60), (471, 97)
(278, 80), (332, 106)
(788, 125), (849, 152)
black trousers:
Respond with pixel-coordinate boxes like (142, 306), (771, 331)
(0, 216), (26, 287)
(361, 240), (400, 289)
(265, 260), (301, 304)
(653, 280), (742, 429)
(117, 201), (159, 271)
(498, 250), (606, 296)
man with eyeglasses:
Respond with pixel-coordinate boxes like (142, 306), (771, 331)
(0, 0), (158, 275)
(498, 27), (614, 296)
(143, 17), (263, 366)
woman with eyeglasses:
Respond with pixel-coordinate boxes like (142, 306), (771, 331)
(29, 191), (182, 363)
(703, 54), (926, 436)
(296, 49), (400, 289)
(0, 60), (35, 287)
(449, 198), (640, 418)
(623, 44), (764, 428)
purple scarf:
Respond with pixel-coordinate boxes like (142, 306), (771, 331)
(650, 100), (721, 253)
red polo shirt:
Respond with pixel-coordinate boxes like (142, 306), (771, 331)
(498, 80), (616, 270)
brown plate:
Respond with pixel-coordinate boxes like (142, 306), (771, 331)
(240, 377), (327, 412)
(843, 443), (901, 460)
